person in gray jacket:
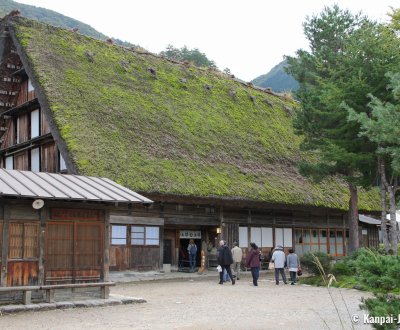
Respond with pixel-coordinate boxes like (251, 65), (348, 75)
(231, 242), (243, 280)
(271, 245), (287, 285)
(286, 249), (300, 285)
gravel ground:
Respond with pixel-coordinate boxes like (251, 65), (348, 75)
(0, 275), (373, 330)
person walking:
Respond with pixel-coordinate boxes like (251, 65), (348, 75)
(286, 248), (300, 285)
(271, 245), (287, 285)
(245, 242), (260, 286)
(231, 242), (243, 280)
(217, 240), (235, 285)
(187, 239), (197, 272)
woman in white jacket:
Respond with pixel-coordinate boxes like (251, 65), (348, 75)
(271, 245), (287, 285)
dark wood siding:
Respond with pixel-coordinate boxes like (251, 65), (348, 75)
(45, 208), (104, 284)
(16, 79), (28, 105)
(13, 150), (28, 170)
(41, 142), (57, 172)
(1, 119), (14, 150)
(17, 113), (29, 144)
(41, 111), (51, 135)
(131, 246), (159, 270)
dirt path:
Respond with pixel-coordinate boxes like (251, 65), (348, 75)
(0, 276), (372, 329)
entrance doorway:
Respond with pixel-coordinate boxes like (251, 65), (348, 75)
(163, 239), (172, 264)
(178, 239), (200, 272)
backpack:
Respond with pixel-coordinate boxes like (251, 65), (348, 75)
(189, 244), (197, 255)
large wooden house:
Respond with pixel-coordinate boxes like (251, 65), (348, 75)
(0, 16), (380, 273)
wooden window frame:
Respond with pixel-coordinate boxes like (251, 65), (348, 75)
(30, 109), (40, 139)
(130, 225), (160, 246)
(30, 147), (40, 172)
(295, 227), (346, 257)
(8, 221), (39, 261)
(5, 155), (13, 169)
(111, 225), (127, 245)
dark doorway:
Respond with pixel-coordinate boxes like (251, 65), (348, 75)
(163, 239), (172, 264)
(178, 239), (201, 271)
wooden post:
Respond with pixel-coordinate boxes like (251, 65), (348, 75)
(1, 204), (10, 287)
(22, 290), (32, 305)
(38, 207), (47, 286)
(103, 210), (110, 299)
(46, 289), (54, 303)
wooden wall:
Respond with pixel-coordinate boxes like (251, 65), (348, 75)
(41, 141), (57, 173)
(0, 202), (107, 287)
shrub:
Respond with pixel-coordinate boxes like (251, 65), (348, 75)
(331, 260), (353, 276)
(355, 249), (400, 293)
(300, 252), (332, 275)
(361, 295), (400, 330)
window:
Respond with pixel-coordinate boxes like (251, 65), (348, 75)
(5, 156), (13, 169)
(30, 109), (40, 139)
(295, 228), (346, 256)
(111, 225), (127, 245)
(131, 226), (159, 246)
(8, 222), (39, 259)
(28, 78), (34, 92)
(250, 227), (261, 247)
(30, 148), (40, 172)
(145, 227), (159, 245)
(239, 226), (248, 248)
(59, 151), (67, 171)
(261, 227), (273, 247)
(131, 226), (144, 245)
(275, 228), (292, 247)
(250, 227), (273, 247)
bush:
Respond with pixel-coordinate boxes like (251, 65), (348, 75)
(355, 249), (400, 293)
(331, 261), (354, 276)
(300, 252), (332, 275)
(361, 295), (400, 330)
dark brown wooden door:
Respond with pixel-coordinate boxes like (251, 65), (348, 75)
(7, 222), (39, 286)
(45, 221), (103, 284)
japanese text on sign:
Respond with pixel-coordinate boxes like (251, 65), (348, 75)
(179, 230), (201, 239)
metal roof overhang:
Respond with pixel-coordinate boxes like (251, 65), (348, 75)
(359, 214), (381, 225)
(0, 169), (153, 204)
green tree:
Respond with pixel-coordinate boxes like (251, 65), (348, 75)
(160, 45), (217, 69)
(286, 5), (400, 252)
(348, 73), (400, 254)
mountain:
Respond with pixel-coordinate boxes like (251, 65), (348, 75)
(251, 60), (299, 93)
(0, 0), (135, 47)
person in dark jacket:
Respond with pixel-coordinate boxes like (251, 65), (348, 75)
(217, 240), (235, 285)
(246, 242), (261, 286)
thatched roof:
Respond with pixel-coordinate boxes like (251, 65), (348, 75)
(4, 17), (380, 211)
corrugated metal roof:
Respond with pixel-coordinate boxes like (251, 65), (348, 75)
(359, 214), (381, 225)
(0, 169), (153, 204)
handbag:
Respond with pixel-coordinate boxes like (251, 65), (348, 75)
(216, 265), (222, 273)
(297, 267), (302, 276)
(268, 261), (275, 270)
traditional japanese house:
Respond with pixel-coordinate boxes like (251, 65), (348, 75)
(0, 16), (380, 273)
(0, 168), (152, 303)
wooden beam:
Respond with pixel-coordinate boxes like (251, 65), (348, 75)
(110, 215), (164, 225)
(1, 204), (10, 287)
(103, 210), (110, 283)
(38, 206), (47, 286)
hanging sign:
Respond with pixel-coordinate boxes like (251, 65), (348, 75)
(179, 230), (201, 239)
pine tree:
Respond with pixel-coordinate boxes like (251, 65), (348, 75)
(286, 5), (400, 252)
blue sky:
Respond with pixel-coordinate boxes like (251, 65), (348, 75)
(16, 0), (400, 81)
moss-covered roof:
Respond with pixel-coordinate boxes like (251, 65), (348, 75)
(7, 17), (380, 211)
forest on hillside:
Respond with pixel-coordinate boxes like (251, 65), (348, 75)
(0, 0), (135, 47)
